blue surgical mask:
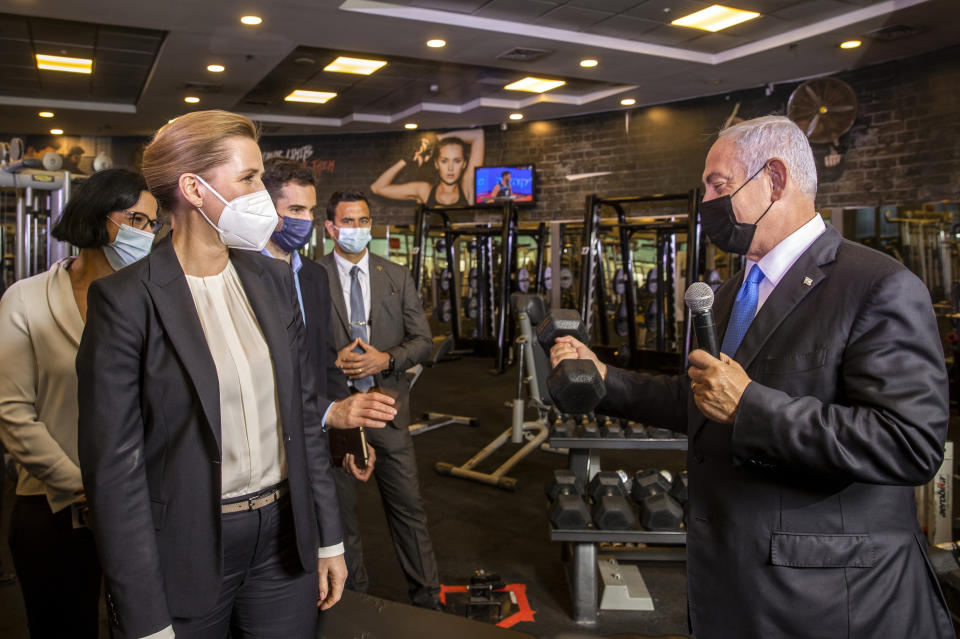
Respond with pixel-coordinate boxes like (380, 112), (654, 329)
(271, 216), (314, 252)
(103, 219), (155, 270)
(335, 226), (371, 254)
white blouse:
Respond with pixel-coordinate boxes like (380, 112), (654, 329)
(185, 261), (285, 499)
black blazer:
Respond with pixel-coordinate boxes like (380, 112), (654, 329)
(77, 237), (343, 638)
(298, 256), (350, 403)
(318, 252), (432, 429)
(599, 227), (953, 638)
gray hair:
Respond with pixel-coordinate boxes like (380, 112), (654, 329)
(718, 115), (818, 199)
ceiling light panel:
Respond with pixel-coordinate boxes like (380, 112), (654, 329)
(285, 90), (338, 104)
(504, 77), (566, 93)
(324, 56), (388, 75)
(671, 5), (760, 32)
(36, 53), (93, 74)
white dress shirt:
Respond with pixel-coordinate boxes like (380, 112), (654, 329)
(745, 213), (827, 315)
(185, 262), (285, 499)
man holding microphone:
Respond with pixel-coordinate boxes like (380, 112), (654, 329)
(552, 116), (953, 638)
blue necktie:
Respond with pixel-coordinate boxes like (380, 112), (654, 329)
(349, 266), (374, 391)
(720, 264), (765, 357)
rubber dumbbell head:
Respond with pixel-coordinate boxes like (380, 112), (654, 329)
(669, 471), (688, 504)
(639, 493), (684, 531)
(630, 469), (672, 502)
(600, 418), (624, 438)
(547, 360), (606, 415)
(589, 471), (635, 530)
(576, 420), (600, 438)
(550, 419), (576, 439)
(536, 309), (589, 349)
(546, 470), (590, 529)
(624, 421), (647, 438)
(545, 469), (583, 501)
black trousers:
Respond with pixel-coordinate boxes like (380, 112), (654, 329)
(172, 494), (318, 639)
(332, 424), (441, 608)
(8, 495), (101, 639)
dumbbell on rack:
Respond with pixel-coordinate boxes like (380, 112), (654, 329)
(545, 470), (591, 529)
(631, 469), (686, 531)
(536, 309), (606, 415)
(588, 471), (636, 530)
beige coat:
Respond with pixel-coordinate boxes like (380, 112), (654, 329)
(0, 258), (84, 512)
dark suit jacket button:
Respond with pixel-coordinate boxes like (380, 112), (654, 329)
(695, 454), (704, 463)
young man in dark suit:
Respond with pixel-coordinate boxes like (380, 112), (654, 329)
(318, 189), (442, 610)
(551, 116), (953, 638)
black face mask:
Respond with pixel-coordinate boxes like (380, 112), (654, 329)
(700, 163), (775, 255)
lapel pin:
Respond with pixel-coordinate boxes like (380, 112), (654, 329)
(377, 265), (383, 271)
(802, 276), (813, 286)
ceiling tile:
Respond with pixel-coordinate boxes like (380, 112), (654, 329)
(473, 0), (557, 20)
(537, 5), (613, 30)
(624, 0), (713, 23)
(770, 0), (857, 22)
(565, 0), (645, 12)
(586, 15), (663, 39)
(409, 0), (492, 12)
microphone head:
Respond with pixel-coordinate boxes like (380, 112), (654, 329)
(684, 281), (715, 313)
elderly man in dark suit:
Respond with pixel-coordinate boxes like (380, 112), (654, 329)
(552, 115), (953, 638)
(318, 189), (441, 609)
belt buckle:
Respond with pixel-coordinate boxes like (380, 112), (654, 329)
(247, 495), (259, 511)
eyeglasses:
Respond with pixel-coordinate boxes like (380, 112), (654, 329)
(124, 210), (163, 233)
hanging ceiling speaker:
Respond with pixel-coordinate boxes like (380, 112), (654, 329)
(42, 151), (63, 171)
(787, 77), (858, 143)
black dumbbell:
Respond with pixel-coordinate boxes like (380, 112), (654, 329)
(624, 421), (647, 438)
(546, 470), (591, 529)
(576, 419), (600, 438)
(550, 418), (576, 439)
(536, 310), (606, 415)
(588, 471), (636, 530)
(669, 470), (688, 504)
(599, 417), (624, 438)
(646, 426), (674, 439)
(630, 469), (672, 503)
(639, 492), (685, 530)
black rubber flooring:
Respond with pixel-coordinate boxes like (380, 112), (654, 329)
(0, 354), (692, 638)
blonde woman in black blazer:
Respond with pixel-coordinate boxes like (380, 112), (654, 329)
(76, 111), (397, 639)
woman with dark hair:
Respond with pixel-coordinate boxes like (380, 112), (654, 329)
(370, 128), (484, 206)
(0, 168), (159, 638)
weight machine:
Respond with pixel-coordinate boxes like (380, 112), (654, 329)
(579, 189), (704, 371)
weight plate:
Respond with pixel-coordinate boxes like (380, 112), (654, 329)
(615, 302), (629, 337)
(544, 266), (552, 291)
(468, 267), (478, 290)
(559, 268), (573, 290)
(439, 268), (451, 291)
(436, 300), (452, 323)
(646, 268), (658, 294)
(518, 267), (530, 293)
(613, 268), (627, 296)
(467, 297), (479, 319)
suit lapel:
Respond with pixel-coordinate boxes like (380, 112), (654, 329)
(734, 228), (841, 371)
(321, 253), (350, 337)
(47, 259), (84, 347)
(230, 251), (295, 429)
(143, 238), (222, 452)
(368, 256), (389, 343)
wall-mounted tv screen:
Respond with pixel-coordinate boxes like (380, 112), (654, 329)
(475, 164), (535, 206)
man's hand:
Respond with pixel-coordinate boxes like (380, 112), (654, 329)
(317, 554), (348, 610)
(549, 336), (608, 380)
(327, 393), (396, 430)
(687, 349), (752, 424)
(337, 338), (391, 380)
(344, 444), (376, 482)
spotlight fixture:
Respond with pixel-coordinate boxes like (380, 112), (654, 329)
(840, 40), (862, 49)
(324, 56), (387, 75)
(240, 16), (262, 25)
(580, 59), (598, 68)
(426, 39), (446, 48)
(671, 5), (760, 32)
(38, 111), (55, 118)
(509, 113), (524, 121)
(620, 98), (636, 106)
(404, 123), (418, 129)
(284, 90), (337, 104)
(184, 96), (200, 103)
(50, 129), (64, 135)
(207, 64), (225, 72)
(504, 77), (566, 93)
(36, 53), (92, 74)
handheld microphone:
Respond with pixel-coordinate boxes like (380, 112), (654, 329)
(684, 282), (720, 358)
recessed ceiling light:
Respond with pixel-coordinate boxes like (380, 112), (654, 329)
(404, 123), (418, 129)
(509, 113), (524, 120)
(284, 90), (338, 104)
(50, 129), (63, 135)
(671, 5), (760, 32)
(38, 111), (55, 118)
(184, 96), (200, 103)
(323, 56), (387, 75)
(620, 98), (636, 106)
(240, 15), (262, 25)
(840, 40), (862, 49)
(504, 77), (566, 93)
(580, 59), (598, 68)
(207, 64), (225, 73)
(426, 39), (446, 48)
(36, 53), (92, 74)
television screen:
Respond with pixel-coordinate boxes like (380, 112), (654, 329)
(475, 165), (535, 206)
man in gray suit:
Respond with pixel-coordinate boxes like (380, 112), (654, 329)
(551, 116), (953, 638)
(318, 189), (441, 609)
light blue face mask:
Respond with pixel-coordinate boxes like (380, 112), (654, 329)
(103, 219), (155, 270)
(335, 226), (371, 254)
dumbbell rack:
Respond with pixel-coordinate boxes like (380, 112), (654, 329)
(550, 434), (687, 624)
